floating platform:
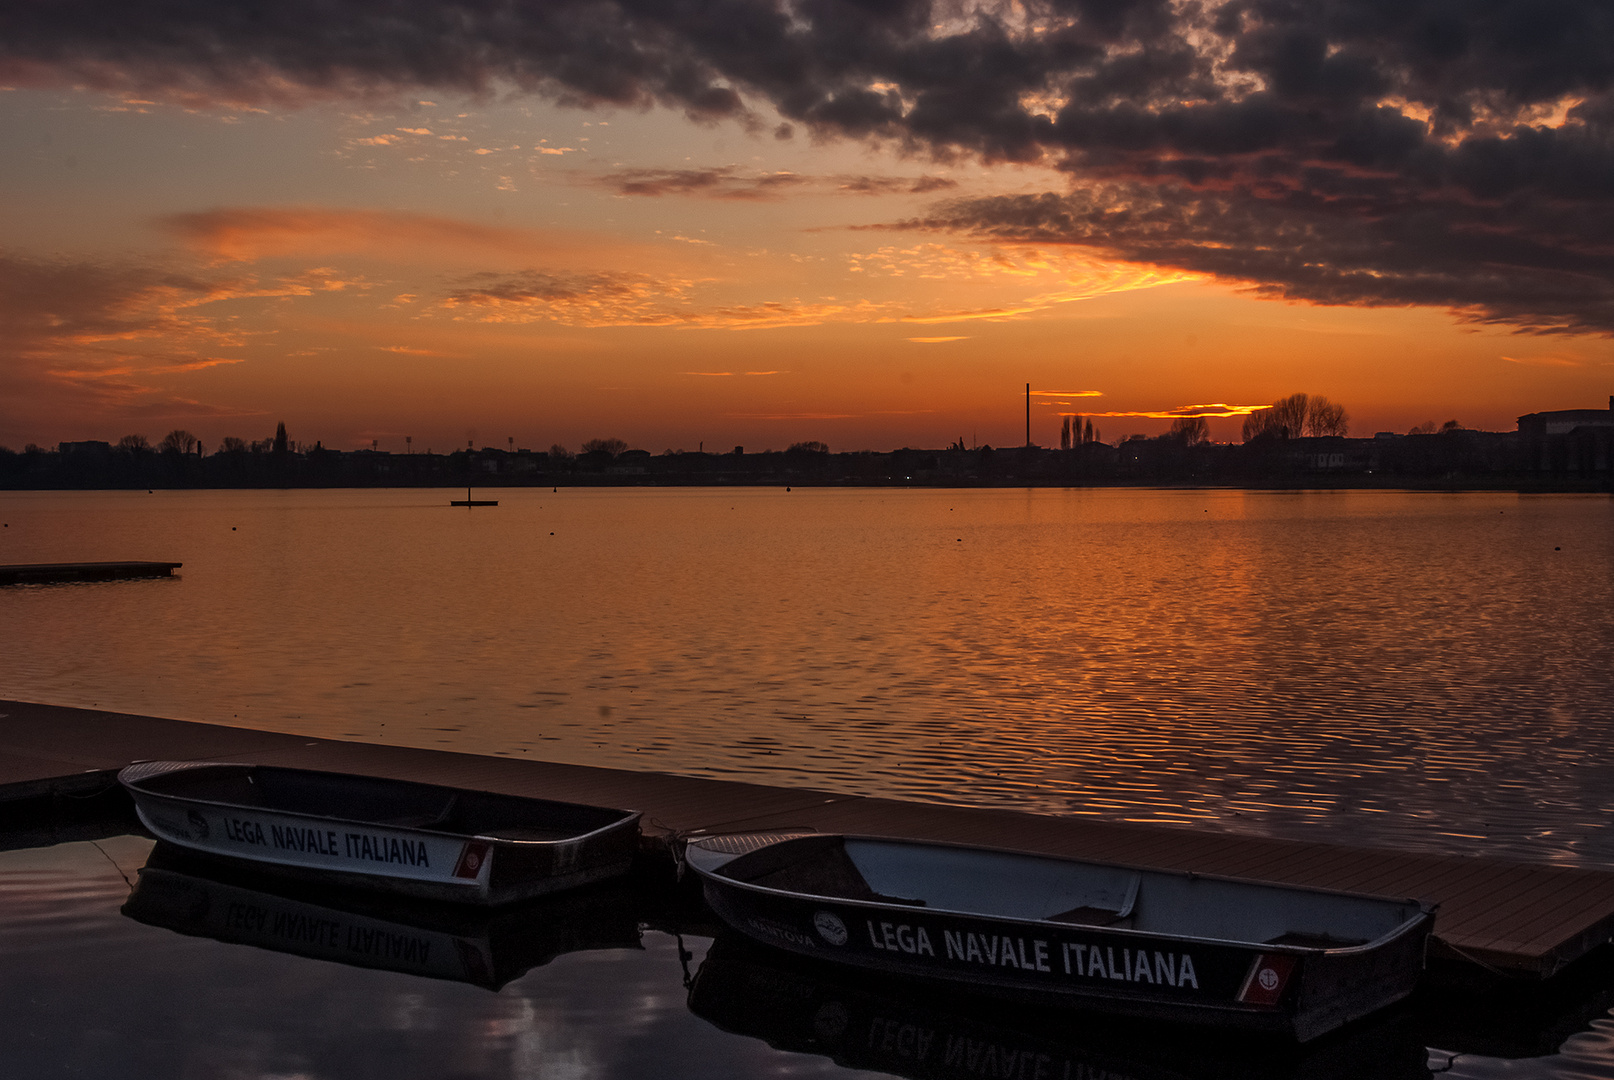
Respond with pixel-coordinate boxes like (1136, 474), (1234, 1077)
(450, 499), (498, 507)
(1, 699), (1611, 980)
(0, 561), (181, 586)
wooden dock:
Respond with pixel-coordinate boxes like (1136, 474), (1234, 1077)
(2, 698), (1610, 979)
(0, 561), (181, 585)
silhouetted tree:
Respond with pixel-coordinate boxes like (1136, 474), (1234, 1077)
(1168, 416), (1210, 445)
(1083, 418), (1095, 444)
(787, 440), (829, 453)
(581, 437), (628, 456)
(158, 429), (199, 455)
(1243, 393), (1310, 440)
(1409, 421), (1438, 435)
(1243, 393), (1348, 440)
(548, 443), (574, 460)
(1060, 416), (1072, 450)
(1306, 396), (1349, 437)
(117, 434), (150, 453)
(1277, 394), (1312, 436)
(219, 437), (248, 453)
(273, 422), (288, 455)
(1441, 419), (1463, 432)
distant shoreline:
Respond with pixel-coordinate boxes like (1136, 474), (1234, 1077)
(5, 433), (1611, 494)
(2, 477), (1610, 493)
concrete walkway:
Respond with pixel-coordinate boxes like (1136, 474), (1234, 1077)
(3, 699), (1611, 978)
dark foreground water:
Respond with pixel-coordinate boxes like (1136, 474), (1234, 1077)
(5, 836), (1614, 1080)
(2, 487), (1612, 865)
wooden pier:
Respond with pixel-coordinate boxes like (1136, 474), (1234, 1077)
(0, 561), (181, 585)
(1, 699), (1610, 979)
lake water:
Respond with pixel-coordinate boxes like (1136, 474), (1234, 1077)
(2, 486), (1612, 866)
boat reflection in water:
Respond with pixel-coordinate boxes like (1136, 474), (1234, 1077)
(688, 933), (1433, 1080)
(122, 842), (643, 990)
(1417, 947), (1614, 1070)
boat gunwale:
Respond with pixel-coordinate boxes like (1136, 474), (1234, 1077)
(688, 831), (1435, 957)
(120, 761), (642, 849)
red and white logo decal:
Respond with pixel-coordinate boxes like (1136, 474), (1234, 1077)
(1237, 953), (1298, 1006)
(454, 840), (491, 879)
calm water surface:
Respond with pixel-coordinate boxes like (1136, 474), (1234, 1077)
(1, 486), (1611, 864)
(2, 837), (1611, 1080)
(0, 838), (872, 1080)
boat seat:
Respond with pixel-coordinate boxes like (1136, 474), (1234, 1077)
(1046, 872), (1141, 927)
(1047, 905), (1133, 927)
(389, 795), (461, 830)
(740, 838), (926, 904)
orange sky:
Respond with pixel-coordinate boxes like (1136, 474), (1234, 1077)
(3, 3), (1612, 453)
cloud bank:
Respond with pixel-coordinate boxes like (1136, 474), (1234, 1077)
(4, 0), (1614, 330)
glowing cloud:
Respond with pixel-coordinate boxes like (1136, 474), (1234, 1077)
(1086, 404), (1272, 420)
(160, 207), (610, 265)
(1500, 354), (1584, 368)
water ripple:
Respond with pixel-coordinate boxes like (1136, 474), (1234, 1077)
(2, 488), (1610, 867)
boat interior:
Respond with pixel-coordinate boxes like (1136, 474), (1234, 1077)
(134, 764), (633, 842)
(714, 834), (1427, 949)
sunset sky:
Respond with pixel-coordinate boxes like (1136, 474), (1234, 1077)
(2, 0), (1611, 453)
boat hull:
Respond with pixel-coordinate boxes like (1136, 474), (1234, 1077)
(690, 835), (1432, 1042)
(121, 762), (640, 905)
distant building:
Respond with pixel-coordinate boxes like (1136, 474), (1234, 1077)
(1284, 436), (1367, 474)
(58, 440), (111, 456)
(1517, 396), (1614, 474)
(608, 449), (650, 475)
(1517, 396), (1614, 437)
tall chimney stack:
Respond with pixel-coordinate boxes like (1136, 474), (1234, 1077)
(1026, 383), (1031, 447)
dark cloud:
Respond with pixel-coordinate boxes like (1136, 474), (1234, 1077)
(836, 174), (959, 194)
(592, 165), (954, 198)
(446, 269), (657, 306)
(904, 183), (1614, 334)
(594, 166), (809, 199)
(440, 268), (857, 327)
(5, 0), (1614, 329)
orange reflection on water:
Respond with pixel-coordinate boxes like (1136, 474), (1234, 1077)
(1, 487), (1610, 866)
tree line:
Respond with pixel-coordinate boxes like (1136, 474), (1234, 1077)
(18, 393), (1363, 467)
(1241, 393), (1349, 441)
